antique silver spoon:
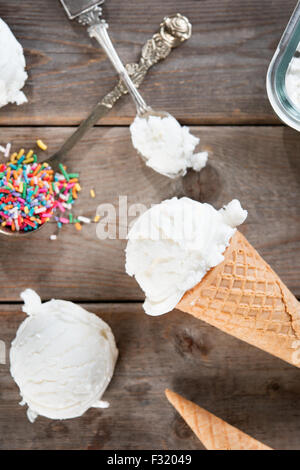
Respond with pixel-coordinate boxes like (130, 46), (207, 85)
(62, 1), (167, 117)
(60, 2), (193, 178)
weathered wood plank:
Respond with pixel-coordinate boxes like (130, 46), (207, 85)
(0, 127), (300, 301)
(0, 125), (299, 302)
(0, 0), (295, 125)
(0, 303), (300, 450)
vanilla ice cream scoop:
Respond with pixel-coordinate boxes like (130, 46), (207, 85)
(130, 114), (208, 178)
(0, 18), (28, 108)
(10, 290), (118, 423)
(125, 197), (247, 316)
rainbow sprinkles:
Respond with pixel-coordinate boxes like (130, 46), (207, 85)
(0, 147), (81, 233)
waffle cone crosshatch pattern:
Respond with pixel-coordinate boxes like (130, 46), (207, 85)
(178, 231), (300, 368)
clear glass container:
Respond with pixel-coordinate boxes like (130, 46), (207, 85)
(267, 1), (300, 130)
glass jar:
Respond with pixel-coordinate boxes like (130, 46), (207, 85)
(267, 1), (300, 130)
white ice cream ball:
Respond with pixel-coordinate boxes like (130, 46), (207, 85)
(126, 197), (247, 316)
(10, 290), (118, 423)
(220, 199), (248, 228)
(0, 18), (28, 108)
(130, 114), (208, 178)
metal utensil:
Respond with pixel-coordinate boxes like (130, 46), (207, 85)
(61, 0), (153, 115)
(45, 12), (191, 174)
(0, 13), (192, 237)
(60, 2), (192, 143)
(60, 0), (105, 19)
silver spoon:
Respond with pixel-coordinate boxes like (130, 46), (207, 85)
(85, 10), (167, 118)
(87, 18), (186, 178)
(69, 2), (186, 178)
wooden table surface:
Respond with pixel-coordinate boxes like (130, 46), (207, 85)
(1, 0), (300, 450)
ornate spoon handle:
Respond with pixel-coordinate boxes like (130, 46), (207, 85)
(100, 14), (192, 109)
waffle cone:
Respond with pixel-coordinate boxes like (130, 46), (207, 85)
(165, 389), (272, 450)
(177, 231), (300, 367)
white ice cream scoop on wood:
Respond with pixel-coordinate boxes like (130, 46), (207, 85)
(10, 289), (118, 423)
(60, 1), (207, 178)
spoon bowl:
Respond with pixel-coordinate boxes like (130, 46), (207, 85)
(0, 221), (46, 238)
(134, 109), (187, 179)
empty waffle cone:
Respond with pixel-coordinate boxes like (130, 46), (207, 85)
(165, 389), (272, 450)
(177, 231), (300, 367)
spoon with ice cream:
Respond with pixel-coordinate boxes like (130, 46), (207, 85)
(75, 8), (208, 179)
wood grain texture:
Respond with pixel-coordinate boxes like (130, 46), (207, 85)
(0, 0), (299, 452)
(1, 303), (300, 450)
(0, 125), (299, 302)
(0, 0), (296, 125)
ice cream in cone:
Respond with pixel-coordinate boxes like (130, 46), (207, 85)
(177, 230), (300, 367)
(126, 197), (300, 368)
(165, 389), (272, 450)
